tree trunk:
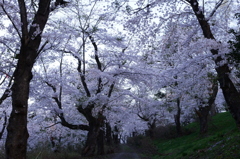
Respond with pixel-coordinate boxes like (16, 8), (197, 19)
(146, 119), (156, 138)
(195, 106), (211, 134)
(106, 122), (112, 145)
(82, 125), (98, 156)
(216, 66), (240, 127)
(195, 77), (218, 134)
(113, 126), (120, 145)
(105, 122), (115, 154)
(209, 103), (218, 116)
(81, 123), (105, 156)
(5, 62), (31, 159)
(5, 1), (51, 158)
(189, 0), (240, 128)
(81, 112), (105, 157)
(174, 98), (182, 135)
(97, 128), (105, 155)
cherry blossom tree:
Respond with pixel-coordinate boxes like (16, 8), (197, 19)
(183, 0), (240, 128)
(0, 0), (69, 158)
(30, 1), (137, 156)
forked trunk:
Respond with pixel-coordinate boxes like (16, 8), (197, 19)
(5, 1), (51, 158)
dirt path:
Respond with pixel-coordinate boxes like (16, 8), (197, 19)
(110, 145), (140, 159)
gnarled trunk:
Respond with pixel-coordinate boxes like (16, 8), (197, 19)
(81, 112), (105, 156)
(82, 125), (98, 156)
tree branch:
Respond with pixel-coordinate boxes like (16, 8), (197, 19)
(207, 0), (224, 21)
(0, 75), (14, 105)
(108, 82), (115, 98)
(0, 111), (7, 140)
(45, 81), (89, 131)
(87, 33), (103, 94)
(17, 0), (29, 43)
(65, 50), (91, 97)
(58, 114), (89, 131)
(1, 3), (21, 39)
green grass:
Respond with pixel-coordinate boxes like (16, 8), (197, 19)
(153, 112), (240, 159)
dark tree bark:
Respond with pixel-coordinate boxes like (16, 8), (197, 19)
(187, 0), (240, 128)
(147, 119), (156, 138)
(5, 1), (51, 158)
(137, 113), (156, 138)
(97, 128), (105, 155)
(209, 103), (218, 116)
(82, 124), (98, 156)
(195, 79), (218, 134)
(113, 126), (120, 145)
(105, 122), (116, 154)
(106, 122), (112, 145)
(80, 110), (105, 156)
(5, 1), (66, 158)
(174, 98), (182, 135)
(195, 106), (211, 134)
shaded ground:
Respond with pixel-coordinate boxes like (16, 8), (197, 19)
(110, 145), (140, 159)
(26, 144), (151, 159)
(82, 145), (143, 159)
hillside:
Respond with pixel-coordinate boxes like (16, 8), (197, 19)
(150, 112), (240, 159)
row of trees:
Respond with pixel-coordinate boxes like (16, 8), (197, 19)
(0, 0), (240, 158)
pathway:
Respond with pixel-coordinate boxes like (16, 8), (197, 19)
(110, 145), (140, 159)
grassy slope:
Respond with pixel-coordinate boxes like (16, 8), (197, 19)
(154, 112), (240, 159)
